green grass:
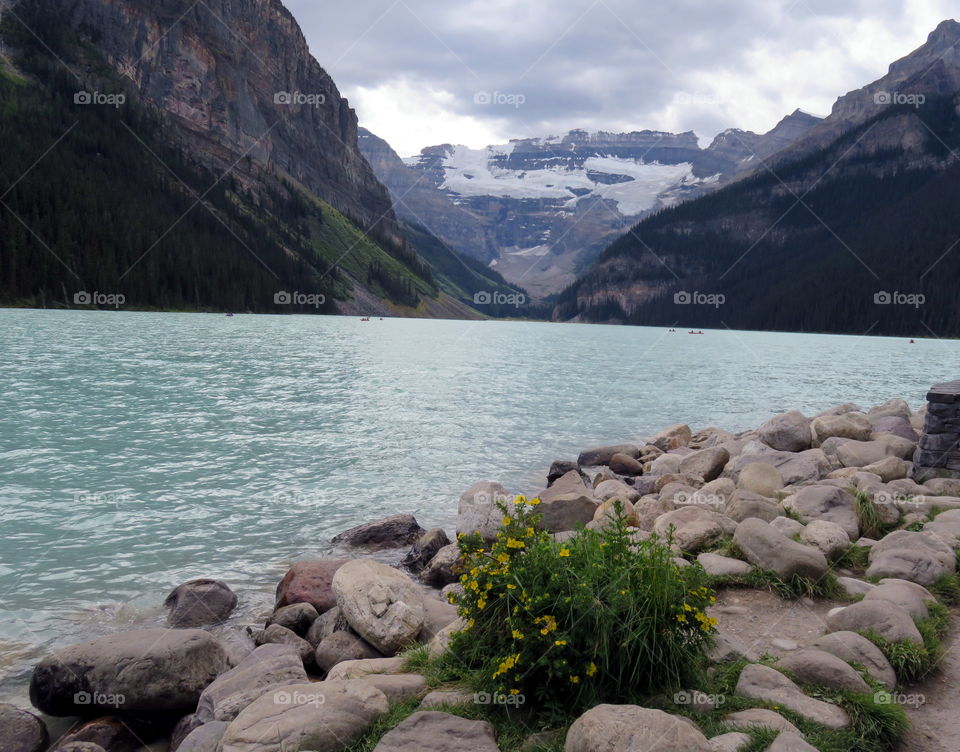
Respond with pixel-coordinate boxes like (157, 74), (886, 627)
(834, 544), (871, 572)
(855, 491), (885, 540)
(929, 573), (960, 605)
(860, 602), (950, 684)
(707, 568), (847, 600)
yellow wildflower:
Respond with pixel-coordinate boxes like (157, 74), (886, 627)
(586, 662), (598, 677)
(559, 549), (570, 558)
(569, 675), (580, 684)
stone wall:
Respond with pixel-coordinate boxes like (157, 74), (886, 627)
(913, 380), (960, 482)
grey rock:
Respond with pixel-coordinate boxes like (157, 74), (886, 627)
(724, 708), (801, 735)
(0, 704), (48, 752)
(349, 674), (427, 703)
(697, 553), (752, 576)
(863, 580), (933, 621)
(165, 579), (237, 628)
(255, 625), (314, 665)
(196, 643), (308, 724)
(325, 656), (407, 680)
(456, 481), (512, 541)
(176, 721), (229, 752)
(732, 443), (819, 485)
(401, 528), (451, 572)
(767, 732), (818, 752)
(725, 490), (781, 523)
(333, 559), (425, 655)
(811, 413), (872, 446)
(811, 631), (896, 690)
(371, 711), (498, 752)
(332, 514), (425, 549)
(266, 602), (318, 637)
(653, 506), (724, 552)
(305, 606), (352, 647)
(565, 704), (712, 752)
(594, 479), (640, 503)
(609, 452), (643, 475)
(799, 520), (850, 559)
(315, 631), (383, 673)
(419, 544), (461, 588)
(218, 681), (388, 752)
(418, 595), (458, 642)
(758, 411), (812, 452)
(537, 493), (599, 533)
(736, 463), (784, 497)
(866, 529), (956, 585)
(577, 444), (640, 467)
(649, 424), (693, 452)
(777, 648), (871, 692)
(733, 519), (828, 579)
(770, 516), (805, 538)
(30, 629), (227, 716)
(836, 577), (876, 596)
(787, 485), (859, 539)
(707, 732), (752, 752)
(547, 460), (581, 485)
(680, 447), (730, 482)
(734, 664), (849, 728)
(539, 470), (592, 503)
(825, 601), (922, 644)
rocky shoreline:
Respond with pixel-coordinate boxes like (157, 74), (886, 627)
(7, 395), (960, 752)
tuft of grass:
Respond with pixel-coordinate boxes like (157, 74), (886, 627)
(929, 573), (960, 605)
(708, 568), (847, 600)
(780, 505), (804, 523)
(860, 605), (949, 685)
(834, 544), (871, 572)
(855, 491), (885, 540)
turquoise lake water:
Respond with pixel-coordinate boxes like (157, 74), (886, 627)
(1, 308), (957, 705)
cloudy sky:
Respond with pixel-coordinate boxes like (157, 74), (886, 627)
(286, 0), (955, 157)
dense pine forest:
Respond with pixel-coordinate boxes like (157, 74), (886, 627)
(556, 97), (960, 337)
(0, 0), (529, 315)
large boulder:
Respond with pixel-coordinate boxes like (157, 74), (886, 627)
(837, 438), (915, 468)
(594, 479), (640, 503)
(786, 486), (859, 539)
(724, 490), (781, 523)
(866, 530), (956, 586)
(863, 580), (933, 621)
(811, 413), (872, 446)
(165, 579), (238, 628)
(924, 509), (960, 548)
(195, 644), (307, 724)
(254, 625), (314, 666)
(799, 520), (850, 560)
(331, 515), (425, 549)
(176, 721), (229, 752)
(609, 453), (644, 475)
(564, 704), (712, 752)
(634, 496), (675, 531)
(30, 629), (227, 716)
(724, 708), (801, 735)
(315, 632), (383, 673)
(649, 424), (693, 452)
(305, 606), (351, 647)
(537, 493), (599, 533)
(680, 447), (730, 482)
(275, 560), (349, 613)
(732, 443), (819, 486)
(870, 415), (918, 442)
(332, 560), (425, 655)
(456, 481), (513, 541)
(733, 519), (828, 579)
(777, 649), (870, 692)
(811, 631), (897, 689)
(401, 527), (450, 572)
(868, 398), (911, 421)
(860, 457), (912, 482)
(696, 553), (752, 576)
(767, 732), (819, 752)
(371, 711), (499, 752)
(758, 411), (812, 452)
(266, 603), (319, 637)
(736, 463), (784, 498)
(539, 471), (591, 504)
(652, 507), (723, 552)
(0, 704), (48, 752)
(218, 681), (388, 752)
(419, 544), (461, 587)
(734, 664), (849, 728)
(577, 444), (640, 467)
(825, 601), (922, 644)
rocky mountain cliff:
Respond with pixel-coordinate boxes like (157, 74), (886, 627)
(554, 19), (960, 337)
(362, 117), (820, 297)
(0, 0), (529, 317)
(58, 0), (402, 247)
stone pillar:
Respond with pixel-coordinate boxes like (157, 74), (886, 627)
(913, 380), (960, 483)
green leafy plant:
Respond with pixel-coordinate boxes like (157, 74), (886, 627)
(450, 499), (717, 713)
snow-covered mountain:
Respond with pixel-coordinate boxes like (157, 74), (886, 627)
(360, 115), (820, 297)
